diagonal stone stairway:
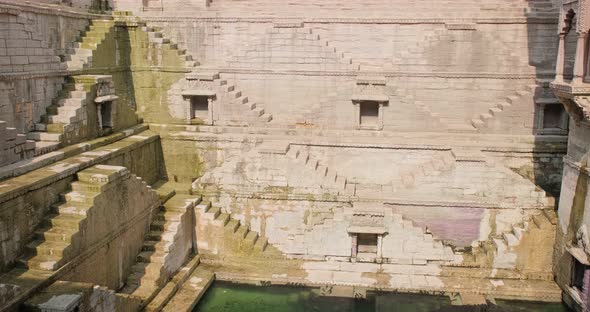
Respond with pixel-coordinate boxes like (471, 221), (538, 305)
(65, 19), (115, 70)
(196, 198), (282, 257)
(28, 75), (111, 151)
(285, 144), (355, 196)
(121, 194), (200, 303)
(17, 166), (132, 271)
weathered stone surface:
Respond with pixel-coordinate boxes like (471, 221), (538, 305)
(0, 0), (579, 310)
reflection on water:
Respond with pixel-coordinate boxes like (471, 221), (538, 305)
(194, 282), (570, 312)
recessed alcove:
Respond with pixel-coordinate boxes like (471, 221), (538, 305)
(182, 90), (216, 125)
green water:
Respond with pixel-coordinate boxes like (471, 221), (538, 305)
(194, 282), (571, 312)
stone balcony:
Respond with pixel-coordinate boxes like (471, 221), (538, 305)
(550, 80), (590, 124)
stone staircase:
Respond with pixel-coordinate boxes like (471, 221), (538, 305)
(65, 19), (114, 70)
(121, 195), (199, 302)
(140, 25), (200, 69)
(470, 84), (536, 132)
(286, 144), (355, 196)
(399, 152), (456, 188)
(488, 210), (557, 271)
(196, 199), (282, 256)
(227, 24), (358, 71)
(393, 86), (444, 129)
(394, 212), (459, 263)
(17, 166), (127, 271)
(188, 71), (274, 126)
(139, 24), (273, 126)
(0, 121), (36, 167)
(28, 75), (103, 150)
(497, 165), (553, 207)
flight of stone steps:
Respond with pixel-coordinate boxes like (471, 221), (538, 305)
(387, 28), (447, 71)
(490, 210), (556, 270)
(470, 84), (536, 132)
(188, 71), (273, 125)
(140, 25), (200, 68)
(17, 166), (126, 271)
(399, 152), (456, 188)
(122, 195), (199, 301)
(196, 199), (281, 256)
(139, 24), (274, 125)
(0, 121), (36, 167)
(65, 19), (114, 70)
(286, 144), (355, 196)
(227, 24), (358, 72)
(497, 164), (553, 207)
(394, 213), (459, 263)
(28, 76), (98, 151)
(394, 86), (444, 129)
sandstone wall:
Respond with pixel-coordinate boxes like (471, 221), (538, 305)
(60, 166), (160, 290)
(0, 134), (163, 273)
(0, 3), (90, 132)
(140, 17), (566, 133)
(554, 120), (590, 309)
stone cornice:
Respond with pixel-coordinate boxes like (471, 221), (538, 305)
(0, 132), (159, 205)
(140, 16), (558, 25)
(551, 81), (590, 122)
(198, 190), (552, 210)
(0, 66), (554, 81)
(564, 156), (590, 176)
(204, 67), (551, 80)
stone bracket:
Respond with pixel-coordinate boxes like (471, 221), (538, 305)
(551, 82), (590, 122)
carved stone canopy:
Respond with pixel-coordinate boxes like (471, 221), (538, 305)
(551, 82), (590, 122)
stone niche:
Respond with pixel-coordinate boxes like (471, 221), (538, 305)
(352, 77), (389, 130)
(181, 89), (216, 125)
(348, 208), (387, 263)
(94, 76), (119, 136)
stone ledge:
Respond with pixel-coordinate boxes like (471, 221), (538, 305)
(208, 67), (544, 79)
(1, 193), (161, 311)
(152, 125), (567, 154)
(140, 16), (558, 25)
(0, 128), (158, 206)
(198, 189), (553, 210)
(0, 124), (148, 182)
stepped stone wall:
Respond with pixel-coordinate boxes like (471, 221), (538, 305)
(59, 165), (160, 289)
(0, 0), (577, 309)
(0, 133), (163, 273)
(0, 3), (89, 131)
(139, 14), (567, 133)
(554, 120), (590, 310)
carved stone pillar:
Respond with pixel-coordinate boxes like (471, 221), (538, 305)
(574, 32), (589, 84)
(207, 98), (214, 125)
(351, 234), (358, 259)
(376, 235), (383, 259)
(556, 33), (567, 82)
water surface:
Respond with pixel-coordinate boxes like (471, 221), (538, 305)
(194, 282), (570, 312)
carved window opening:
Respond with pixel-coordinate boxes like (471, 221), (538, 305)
(191, 96), (209, 120)
(98, 101), (113, 132)
(573, 257), (586, 292)
(543, 104), (568, 130)
(357, 233), (378, 255)
(563, 9), (577, 80)
(359, 101), (379, 128)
